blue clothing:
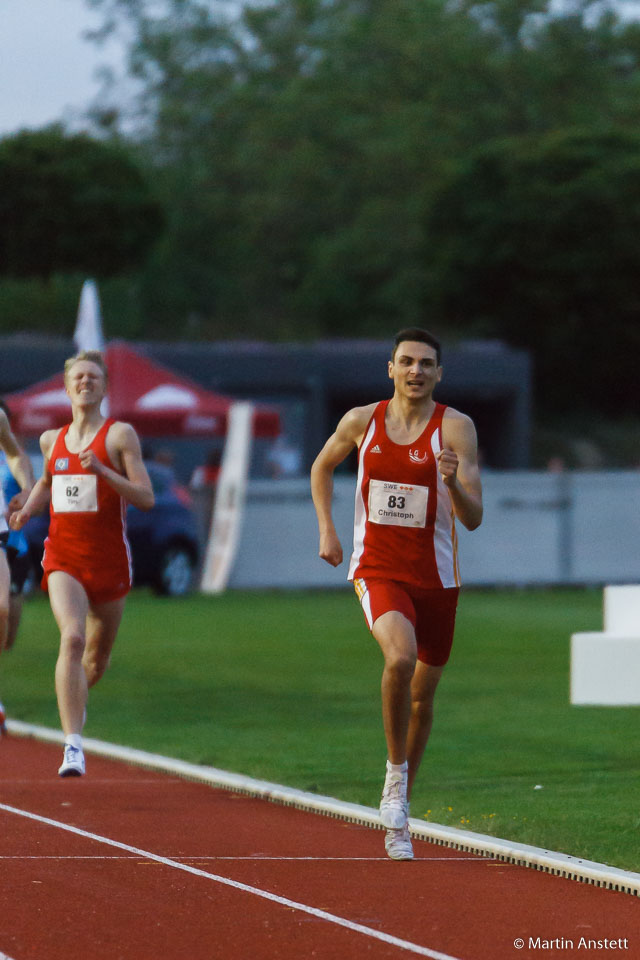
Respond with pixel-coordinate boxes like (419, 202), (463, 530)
(0, 453), (28, 556)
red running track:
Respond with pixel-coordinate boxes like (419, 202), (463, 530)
(0, 735), (636, 960)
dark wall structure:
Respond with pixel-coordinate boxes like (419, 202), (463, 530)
(0, 335), (531, 471)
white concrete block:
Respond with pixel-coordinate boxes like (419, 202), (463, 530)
(571, 632), (640, 705)
(604, 584), (640, 633)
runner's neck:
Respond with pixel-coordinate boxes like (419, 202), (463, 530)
(67, 410), (107, 452)
(386, 396), (436, 444)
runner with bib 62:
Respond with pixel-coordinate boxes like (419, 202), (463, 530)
(311, 328), (483, 860)
(11, 351), (154, 778)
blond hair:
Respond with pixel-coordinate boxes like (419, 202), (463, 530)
(64, 350), (108, 385)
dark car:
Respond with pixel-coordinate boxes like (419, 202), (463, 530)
(24, 461), (200, 597)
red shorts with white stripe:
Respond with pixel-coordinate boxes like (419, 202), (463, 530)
(42, 556), (131, 607)
(354, 579), (459, 666)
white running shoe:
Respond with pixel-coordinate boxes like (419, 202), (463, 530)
(385, 824), (414, 861)
(379, 764), (408, 829)
(58, 743), (85, 777)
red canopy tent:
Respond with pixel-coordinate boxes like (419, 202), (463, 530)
(4, 341), (280, 438)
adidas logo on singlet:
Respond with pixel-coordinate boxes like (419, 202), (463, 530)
(370, 444), (382, 454)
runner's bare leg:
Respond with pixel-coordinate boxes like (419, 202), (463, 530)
(83, 597), (126, 688)
(372, 611), (417, 765)
(406, 661), (444, 798)
(48, 571), (89, 736)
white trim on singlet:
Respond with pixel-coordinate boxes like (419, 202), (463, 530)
(347, 417), (377, 581)
(430, 429), (459, 588)
(120, 497), (133, 586)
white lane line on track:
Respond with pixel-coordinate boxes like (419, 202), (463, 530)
(0, 953), (17, 960)
(0, 802), (464, 960)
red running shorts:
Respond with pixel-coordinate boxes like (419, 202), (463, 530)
(354, 578), (459, 666)
(42, 563), (131, 607)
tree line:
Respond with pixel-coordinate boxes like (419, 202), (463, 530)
(3, 0), (640, 415)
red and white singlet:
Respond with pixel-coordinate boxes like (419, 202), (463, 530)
(348, 400), (460, 590)
(42, 419), (132, 594)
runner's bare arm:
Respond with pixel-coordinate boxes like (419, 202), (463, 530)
(0, 409), (34, 499)
(9, 430), (56, 529)
(80, 422), (154, 511)
(311, 405), (375, 567)
(438, 410), (483, 531)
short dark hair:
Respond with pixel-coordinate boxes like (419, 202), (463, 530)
(392, 328), (441, 365)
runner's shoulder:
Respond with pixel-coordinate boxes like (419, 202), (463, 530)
(442, 406), (475, 429)
(442, 406), (477, 445)
(106, 420), (139, 447)
(443, 404), (472, 422)
(338, 403), (378, 440)
(39, 428), (61, 460)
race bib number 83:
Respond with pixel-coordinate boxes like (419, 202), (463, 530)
(52, 474), (98, 513)
(368, 479), (428, 528)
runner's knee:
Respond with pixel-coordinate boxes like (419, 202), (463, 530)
(385, 648), (416, 679)
(411, 694), (435, 725)
(60, 630), (86, 660)
(84, 654), (108, 687)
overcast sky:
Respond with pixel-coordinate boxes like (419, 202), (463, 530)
(0, 0), (125, 136)
(4, 0), (640, 139)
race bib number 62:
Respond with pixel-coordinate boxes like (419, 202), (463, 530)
(368, 479), (428, 528)
(52, 474), (98, 513)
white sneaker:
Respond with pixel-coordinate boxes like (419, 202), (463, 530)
(58, 743), (85, 777)
(385, 824), (414, 861)
(379, 764), (408, 829)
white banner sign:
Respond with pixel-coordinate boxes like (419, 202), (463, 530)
(200, 401), (253, 594)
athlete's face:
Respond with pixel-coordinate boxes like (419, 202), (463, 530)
(65, 361), (107, 407)
(388, 342), (442, 400)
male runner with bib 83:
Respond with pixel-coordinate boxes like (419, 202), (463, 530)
(311, 329), (483, 860)
(11, 351), (154, 777)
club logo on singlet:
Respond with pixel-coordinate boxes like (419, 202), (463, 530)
(409, 449), (427, 463)
(55, 458), (69, 471)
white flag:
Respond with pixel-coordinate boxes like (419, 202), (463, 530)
(74, 280), (105, 352)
